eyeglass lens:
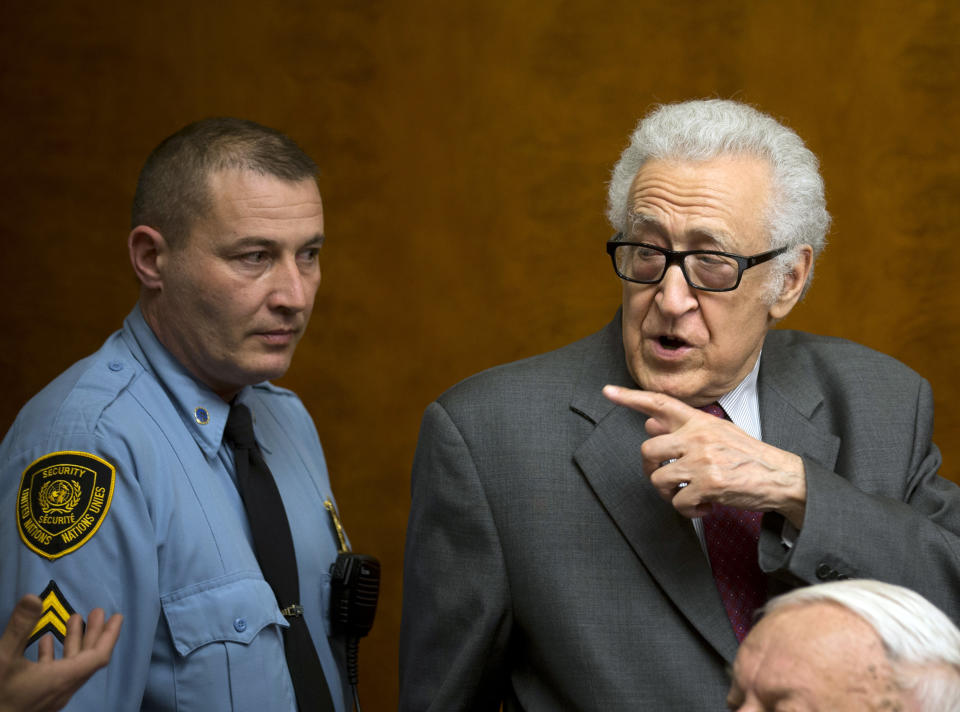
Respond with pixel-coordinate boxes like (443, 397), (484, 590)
(613, 244), (740, 290)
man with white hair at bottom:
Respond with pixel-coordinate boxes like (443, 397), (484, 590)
(727, 579), (960, 711)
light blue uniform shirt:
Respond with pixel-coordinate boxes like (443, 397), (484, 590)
(0, 305), (349, 711)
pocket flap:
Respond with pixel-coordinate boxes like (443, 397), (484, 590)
(162, 572), (289, 655)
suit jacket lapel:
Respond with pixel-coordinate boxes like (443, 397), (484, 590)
(570, 312), (740, 662)
(758, 333), (841, 470)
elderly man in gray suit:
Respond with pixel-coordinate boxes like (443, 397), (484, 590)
(399, 99), (960, 710)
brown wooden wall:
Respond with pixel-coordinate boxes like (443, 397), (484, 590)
(2, 1), (959, 707)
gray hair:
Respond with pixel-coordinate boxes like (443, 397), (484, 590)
(606, 99), (830, 299)
(764, 580), (960, 711)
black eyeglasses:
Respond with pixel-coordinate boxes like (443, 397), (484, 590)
(605, 234), (788, 292)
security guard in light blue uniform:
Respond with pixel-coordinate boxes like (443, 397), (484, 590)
(0, 118), (351, 711)
(0, 306), (348, 710)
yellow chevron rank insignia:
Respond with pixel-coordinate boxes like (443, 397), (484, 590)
(27, 580), (77, 646)
(17, 451), (115, 559)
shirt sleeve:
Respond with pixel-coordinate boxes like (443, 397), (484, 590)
(0, 431), (161, 711)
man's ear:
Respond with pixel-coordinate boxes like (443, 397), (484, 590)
(129, 225), (169, 290)
(769, 245), (813, 320)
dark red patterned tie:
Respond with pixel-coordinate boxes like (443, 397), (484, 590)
(699, 403), (766, 642)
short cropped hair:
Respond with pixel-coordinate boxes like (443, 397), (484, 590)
(606, 99), (830, 297)
(764, 580), (960, 711)
(131, 117), (318, 246)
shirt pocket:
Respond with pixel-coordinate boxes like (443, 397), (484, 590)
(161, 573), (295, 711)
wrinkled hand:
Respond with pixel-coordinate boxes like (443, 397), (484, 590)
(0, 594), (123, 712)
(603, 385), (807, 528)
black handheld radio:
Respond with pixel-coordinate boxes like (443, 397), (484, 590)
(325, 501), (380, 712)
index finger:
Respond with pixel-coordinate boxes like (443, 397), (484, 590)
(602, 385), (699, 432)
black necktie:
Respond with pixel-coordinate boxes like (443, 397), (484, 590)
(224, 403), (335, 712)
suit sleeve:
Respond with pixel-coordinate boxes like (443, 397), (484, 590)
(400, 401), (511, 712)
(760, 377), (960, 620)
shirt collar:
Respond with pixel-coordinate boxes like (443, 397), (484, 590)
(122, 303), (264, 458)
(716, 352), (762, 441)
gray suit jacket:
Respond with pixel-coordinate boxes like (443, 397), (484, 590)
(400, 313), (960, 710)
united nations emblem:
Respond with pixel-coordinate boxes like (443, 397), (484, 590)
(17, 451), (115, 560)
(39, 479), (82, 513)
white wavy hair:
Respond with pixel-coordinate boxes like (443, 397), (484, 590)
(764, 580), (960, 711)
(606, 99), (830, 300)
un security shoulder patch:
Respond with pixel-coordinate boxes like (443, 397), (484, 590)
(17, 451), (115, 560)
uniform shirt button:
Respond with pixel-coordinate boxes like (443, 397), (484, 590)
(108, 360), (124, 372)
(234, 617), (247, 633)
(815, 563), (833, 580)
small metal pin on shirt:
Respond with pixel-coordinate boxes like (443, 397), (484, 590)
(324, 499), (349, 553)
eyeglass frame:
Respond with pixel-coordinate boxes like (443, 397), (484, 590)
(605, 233), (790, 292)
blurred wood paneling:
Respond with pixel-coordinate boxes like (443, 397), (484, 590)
(2, 1), (959, 707)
